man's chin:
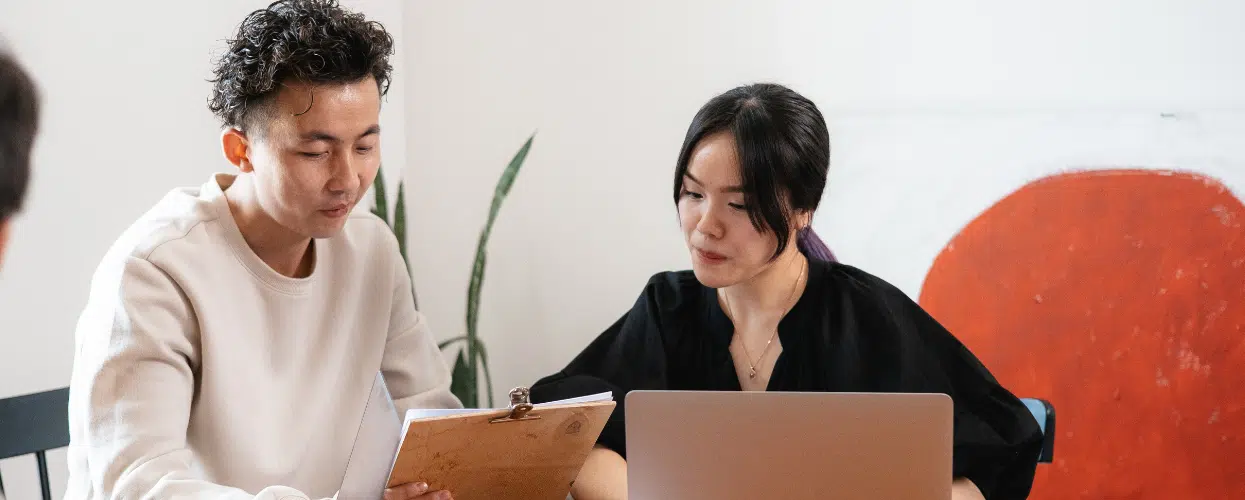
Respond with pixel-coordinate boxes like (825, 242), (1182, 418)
(309, 226), (347, 239)
(304, 218), (350, 239)
(306, 229), (342, 240)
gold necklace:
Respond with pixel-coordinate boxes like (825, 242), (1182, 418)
(723, 257), (807, 379)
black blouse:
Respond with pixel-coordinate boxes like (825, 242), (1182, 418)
(530, 259), (1044, 500)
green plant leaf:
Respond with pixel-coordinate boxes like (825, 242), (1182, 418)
(449, 348), (477, 408)
(486, 134), (535, 226)
(393, 180), (419, 309)
(395, 180), (408, 268)
(473, 336), (495, 408)
(437, 336), (467, 350)
(372, 167), (389, 226)
(465, 133), (535, 384)
(465, 250), (486, 347)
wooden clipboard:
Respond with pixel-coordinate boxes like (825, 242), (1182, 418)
(386, 387), (616, 500)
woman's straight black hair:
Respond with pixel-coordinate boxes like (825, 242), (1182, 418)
(673, 83), (831, 260)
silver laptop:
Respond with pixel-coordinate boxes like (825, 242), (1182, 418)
(625, 391), (953, 500)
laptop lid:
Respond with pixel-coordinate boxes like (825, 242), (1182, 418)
(624, 391), (953, 500)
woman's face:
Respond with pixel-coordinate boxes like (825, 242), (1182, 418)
(678, 131), (801, 288)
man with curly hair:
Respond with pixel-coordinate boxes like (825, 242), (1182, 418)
(0, 47), (39, 271)
(64, 2), (458, 499)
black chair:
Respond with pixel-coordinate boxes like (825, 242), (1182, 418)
(0, 387), (70, 500)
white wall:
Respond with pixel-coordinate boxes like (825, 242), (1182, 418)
(402, 0), (1245, 407)
(0, 1), (406, 497)
(3, 0), (1245, 496)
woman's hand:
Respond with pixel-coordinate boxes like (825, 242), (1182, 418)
(383, 482), (452, 500)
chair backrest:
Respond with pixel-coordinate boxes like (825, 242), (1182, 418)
(1019, 397), (1055, 464)
(0, 387), (70, 500)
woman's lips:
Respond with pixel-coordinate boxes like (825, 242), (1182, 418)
(696, 248), (728, 263)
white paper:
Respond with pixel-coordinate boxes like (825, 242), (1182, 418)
(533, 391), (614, 407)
(402, 391), (613, 424)
(337, 372), (402, 500)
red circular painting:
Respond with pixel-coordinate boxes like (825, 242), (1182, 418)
(918, 169), (1245, 498)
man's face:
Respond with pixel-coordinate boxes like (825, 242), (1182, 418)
(239, 77), (382, 239)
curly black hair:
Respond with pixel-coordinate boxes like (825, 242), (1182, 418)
(207, 0), (394, 133)
(0, 50), (39, 220)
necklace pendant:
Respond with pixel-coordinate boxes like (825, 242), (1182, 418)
(749, 367), (757, 378)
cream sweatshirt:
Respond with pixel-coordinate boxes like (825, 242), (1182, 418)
(64, 173), (462, 500)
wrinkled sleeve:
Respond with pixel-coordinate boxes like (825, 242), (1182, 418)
(530, 280), (670, 458)
(381, 239), (462, 412)
(877, 280), (1044, 500)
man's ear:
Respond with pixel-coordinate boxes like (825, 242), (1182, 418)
(0, 219), (10, 271)
(221, 128), (253, 173)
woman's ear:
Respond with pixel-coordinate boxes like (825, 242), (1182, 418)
(221, 128), (253, 173)
(796, 210), (813, 230)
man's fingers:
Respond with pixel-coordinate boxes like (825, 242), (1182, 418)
(377, 482), (450, 500)
(383, 482), (429, 500)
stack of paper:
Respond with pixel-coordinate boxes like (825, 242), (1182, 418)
(399, 391), (614, 438)
(338, 373), (614, 500)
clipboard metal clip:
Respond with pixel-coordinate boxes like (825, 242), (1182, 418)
(489, 387), (542, 424)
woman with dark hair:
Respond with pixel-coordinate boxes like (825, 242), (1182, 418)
(530, 83), (1042, 500)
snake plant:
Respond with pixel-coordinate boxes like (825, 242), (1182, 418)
(371, 133), (535, 408)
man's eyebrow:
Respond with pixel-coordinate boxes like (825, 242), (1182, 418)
(299, 131), (340, 142)
(298, 125), (381, 142)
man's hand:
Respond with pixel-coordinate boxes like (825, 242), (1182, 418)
(383, 482), (452, 500)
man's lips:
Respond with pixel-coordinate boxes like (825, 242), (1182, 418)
(320, 203), (350, 217)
